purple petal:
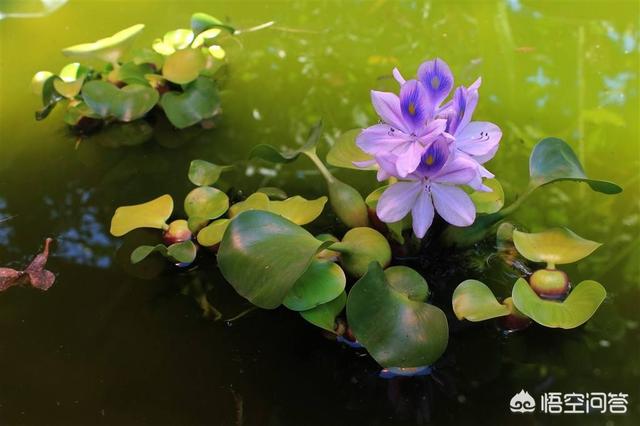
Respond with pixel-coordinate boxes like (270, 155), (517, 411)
(456, 121), (501, 163)
(445, 87), (466, 135)
(375, 153), (399, 181)
(433, 153), (477, 185)
(371, 90), (406, 131)
(356, 124), (410, 155)
(353, 159), (377, 168)
(415, 137), (450, 177)
(399, 80), (430, 132)
(392, 68), (406, 85)
(395, 141), (426, 178)
(416, 118), (447, 141)
(411, 188), (434, 238)
(417, 58), (454, 107)
(377, 181), (423, 223)
(430, 183), (476, 226)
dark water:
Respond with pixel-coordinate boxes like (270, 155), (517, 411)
(1, 0), (639, 424)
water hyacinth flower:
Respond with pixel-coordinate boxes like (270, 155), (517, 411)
(376, 138), (478, 238)
(357, 58), (502, 237)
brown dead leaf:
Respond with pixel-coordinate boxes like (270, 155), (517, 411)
(0, 238), (56, 292)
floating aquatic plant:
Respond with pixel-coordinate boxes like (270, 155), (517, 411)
(32, 12), (233, 134)
(452, 226), (607, 330)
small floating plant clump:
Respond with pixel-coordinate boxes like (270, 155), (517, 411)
(31, 13), (234, 135)
(452, 226), (606, 330)
(109, 57), (622, 375)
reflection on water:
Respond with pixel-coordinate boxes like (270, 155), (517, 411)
(0, 0), (639, 424)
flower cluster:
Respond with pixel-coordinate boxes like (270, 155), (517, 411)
(356, 58), (502, 238)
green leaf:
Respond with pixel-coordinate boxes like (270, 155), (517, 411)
(229, 192), (327, 225)
(62, 24), (145, 63)
(256, 187), (288, 200)
(217, 210), (329, 309)
(31, 71), (53, 96)
(131, 244), (167, 264)
(160, 77), (220, 129)
(110, 61), (154, 86)
(328, 179), (370, 228)
(184, 186), (229, 220)
(365, 186), (409, 243)
(452, 279), (510, 321)
(469, 178), (504, 214)
(191, 12), (235, 35)
(384, 266), (430, 302)
(283, 260), (346, 311)
(131, 47), (165, 68)
(166, 240), (198, 264)
(196, 218), (230, 247)
(81, 81), (159, 122)
(529, 137), (622, 194)
(513, 228), (601, 266)
(188, 159), (232, 186)
(512, 278), (606, 329)
(249, 120), (324, 163)
(268, 196), (327, 225)
(53, 63), (87, 98)
(326, 128), (375, 170)
(110, 194), (173, 237)
(300, 291), (346, 332)
(331, 227), (391, 277)
(346, 263), (449, 368)
(36, 75), (64, 120)
(192, 28), (223, 49)
(162, 48), (206, 84)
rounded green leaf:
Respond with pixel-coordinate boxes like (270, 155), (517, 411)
(191, 12), (235, 35)
(31, 71), (53, 95)
(331, 227), (391, 277)
(513, 228), (601, 265)
(132, 47), (165, 68)
(452, 279), (510, 321)
(283, 260), (346, 311)
(81, 81), (159, 122)
(300, 291), (346, 332)
(217, 210), (329, 309)
(196, 218), (230, 247)
(192, 28), (222, 48)
(110, 194), (173, 237)
(62, 24), (145, 63)
(228, 193), (271, 217)
(384, 266), (430, 302)
(512, 278), (606, 329)
(269, 196), (327, 225)
(162, 48), (206, 84)
(529, 137), (622, 194)
(131, 244), (167, 264)
(188, 159), (232, 186)
(160, 77), (220, 129)
(53, 63), (87, 98)
(346, 263), (449, 368)
(326, 129), (375, 170)
(166, 240), (198, 264)
(469, 178), (504, 214)
(184, 186), (229, 220)
(164, 29), (194, 50)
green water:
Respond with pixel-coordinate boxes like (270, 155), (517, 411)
(1, 0), (639, 424)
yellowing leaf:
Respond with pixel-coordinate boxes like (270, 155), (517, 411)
(469, 178), (504, 214)
(196, 218), (230, 247)
(110, 194), (174, 237)
(513, 228), (601, 266)
(229, 193), (327, 225)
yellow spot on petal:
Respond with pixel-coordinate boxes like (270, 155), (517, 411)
(431, 76), (440, 89)
(425, 155), (434, 166)
(408, 102), (416, 115)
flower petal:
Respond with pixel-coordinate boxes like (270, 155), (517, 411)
(395, 141), (426, 178)
(411, 188), (435, 238)
(399, 80), (430, 132)
(456, 121), (502, 163)
(376, 181), (423, 223)
(374, 153), (399, 181)
(392, 68), (406, 85)
(417, 58), (454, 108)
(431, 183), (476, 227)
(370, 90), (406, 131)
(356, 124), (409, 155)
(433, 153), (477, 185)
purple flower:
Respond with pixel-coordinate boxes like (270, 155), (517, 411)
(356, 79), (447, 178)
(376, 138), (477, 238)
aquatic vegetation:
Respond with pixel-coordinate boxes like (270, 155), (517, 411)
(31, 13), (233, 132)
(0, 238), (55, 292)
(452, 226), (607, 330)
